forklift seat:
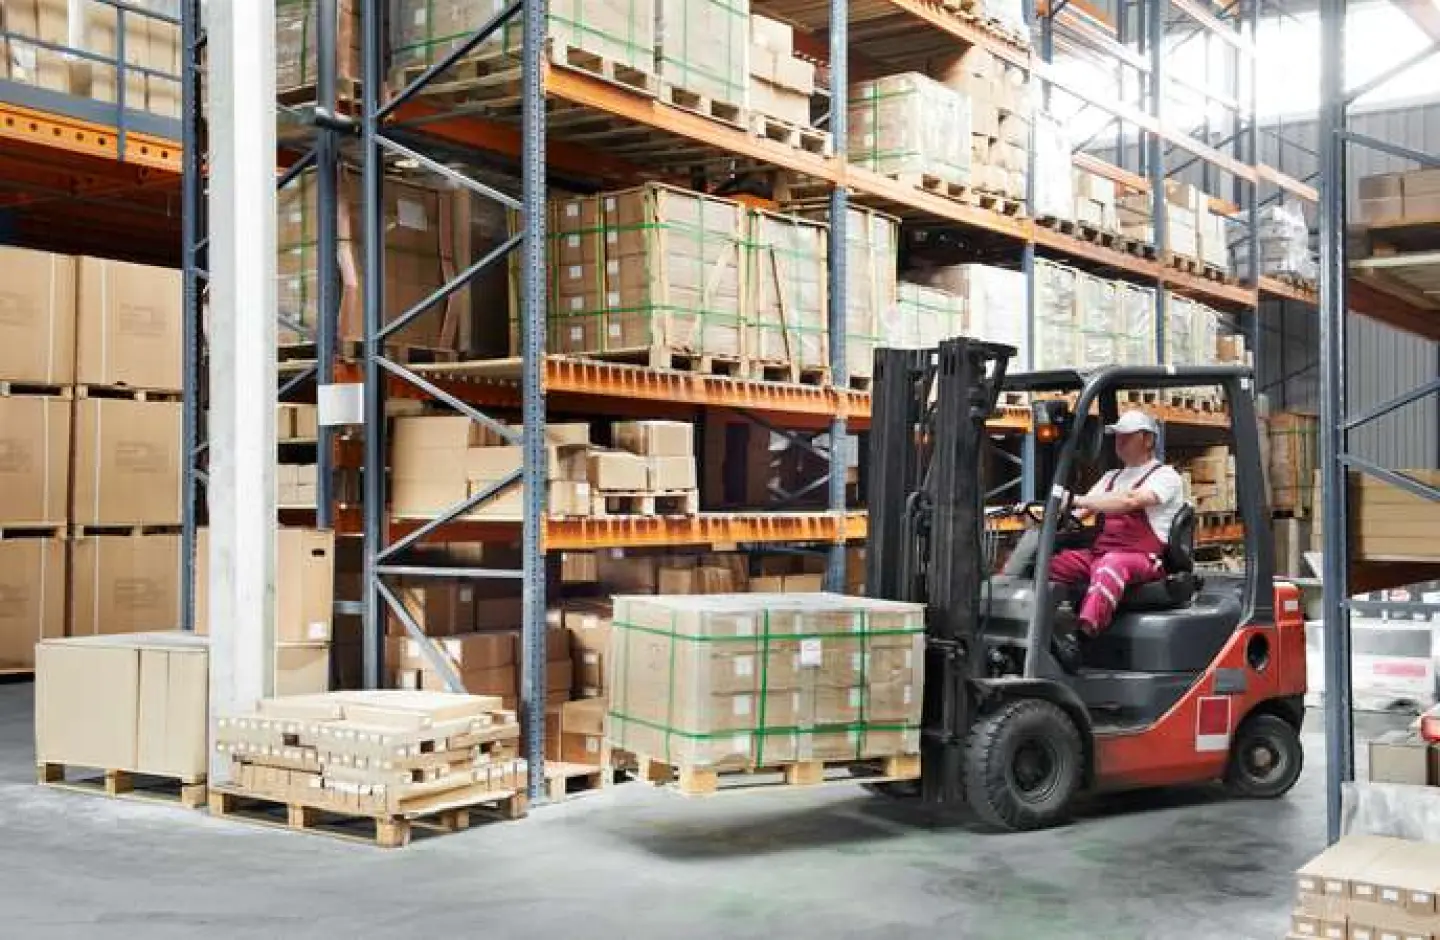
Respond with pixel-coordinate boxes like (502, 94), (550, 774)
(1117, 503), (1197, 613)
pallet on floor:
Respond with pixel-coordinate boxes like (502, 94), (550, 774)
(749, 113), (832, 156)
(39, 763), (207, 809)
(207, 782), (526, 848)
(544, 760), (611, 803)
(589, 489), (699, 518)
(627, 753), (922, 796)
(73, 384), (182, 402)
(659, 82), (746, 129)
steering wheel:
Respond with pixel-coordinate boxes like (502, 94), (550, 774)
(1021, 499), (1085, 532)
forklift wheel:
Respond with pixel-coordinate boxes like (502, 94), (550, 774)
(964, 699), (1083, 831)
(1224, 713), (1304, 799)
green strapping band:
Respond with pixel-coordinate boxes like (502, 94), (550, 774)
(605, 709), (920, 742)
(755, 609), (772, 766)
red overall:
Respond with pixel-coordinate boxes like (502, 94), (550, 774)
(1051, 463), (1168, 636)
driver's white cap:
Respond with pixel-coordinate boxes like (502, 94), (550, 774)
(1105, 410), (1159, 436)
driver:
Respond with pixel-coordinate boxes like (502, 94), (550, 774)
(1051, 410), (1185, 658)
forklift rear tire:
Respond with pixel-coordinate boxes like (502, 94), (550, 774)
(964, 699), (1083, 831)
(1224, 713), (1304, 799)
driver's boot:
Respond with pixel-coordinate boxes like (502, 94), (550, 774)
(1050, 603), (1084, 674)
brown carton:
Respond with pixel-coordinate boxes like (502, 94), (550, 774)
(75, 258), (183, 391)
(36, 632), (208, 777)
(68, 533), (180, 636)
(0, 537), (65, 668)
(275, 643), (331, 696)
(70, 399), (182, 526)
(194, 528), (335, 642)
(0, 248), (76, 384)
(0, 395), (70, 525)
(401, 630), (516, 672)
(647, 455), (697, 491)
(588, 450), (648, 491)
(613, 420), (693, 456)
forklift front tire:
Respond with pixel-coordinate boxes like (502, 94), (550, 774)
(964, 699), (1083, 831)
(1224, 713), (1304, 799)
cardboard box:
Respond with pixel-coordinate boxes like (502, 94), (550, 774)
(194, 528), (335, 643)
(0, 537), (65, 668)
(75, 258), (183, 391)
(552, 697), (607, 764)
(646, 455), (697, 491)
(70, 398), (182, 526)
(0, 395), (70, 525)
(275, 643), (331, 696)
(68, 534), (180, 636)
(402, 630), (516, 672)
(613, 419), (694, 457)
(0, 248), (76, 385)
(36, 632), (208, 777)
(588, 450), (648, 491)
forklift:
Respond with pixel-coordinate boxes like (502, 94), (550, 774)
(865, 338), (1307, 831)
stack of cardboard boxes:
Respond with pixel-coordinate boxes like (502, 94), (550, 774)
(1180, 446), (1237, 514)
(0, 247), (187, 668)
(749, 210), (829, 378)
(1291, 836), (1440, 940)
(605, 593), (926, 773)
(657, 0), (750, 116)
(848, 72), (972, 192)
(928, 47), (1029, 201)
(390, 417), (698, 522)
(1268, 411), (1318, 518)
(1118, 183), (1232, 272)
(1072, 171), (1119, 232)
(276, 0), (359, 101)
(1358, 168), (1440, 226)
(3, 0), (181, 118)
(747, 14), (816, 130)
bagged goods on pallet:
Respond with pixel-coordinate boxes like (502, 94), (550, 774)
(390, 0), (655, 85)
(748, 13), (814, 127)
(606, 593), (926, 771)
(217, 691), (526, 814)
(1031, 113), (1073, 220)
(657, 0), (749, 113)
(277, 0), (359, 101)
(0, 247), (76, 385)
(848, 73), (971, 189)
(749, 211), (828, 375)
(1257, 204), (1317, 280)
(1031, 258), (1076, 371)
(1073, 273), (1120, 370)
(277, 165), (498, 354)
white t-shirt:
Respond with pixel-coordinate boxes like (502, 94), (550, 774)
(1086, 462), (1186, 542)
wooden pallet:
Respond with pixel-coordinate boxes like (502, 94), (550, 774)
(277, 341), (458, 367)
(574, 347), (748, 378)
(207, 783), (526, 849)
(0, 379), (70, 398)
(551, 44), (657, 97)
(749, 359), (831, 387)
(1164, 390), (1224, 413)
(0, 662), (33, 679)
(544, 760), (611, 803)
(749, 113), (832, 156)
(276, 76), (362, 108)
(1120, 389), (1162, 406)
(884, 171), (968, 202)
(1164, 252), (1203, 275)
(847, 374), (874, 392)
(39, 763), (207, 809)
(1200, 263), (1235, 284)
(590, 489), (699, 518)
(70, 523), (183, 538)
(628, 753), (921, 797)
(73, 384), (182, 402)
(968, 188), (1026, 216)
(659, 82), (746, 129)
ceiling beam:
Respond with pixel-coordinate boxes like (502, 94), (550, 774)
(1391, 0), (1440, 42)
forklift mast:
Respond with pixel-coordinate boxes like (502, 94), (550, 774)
(866, 339), (1013, 803)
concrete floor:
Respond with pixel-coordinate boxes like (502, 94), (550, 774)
(0, 682), (1378, 940)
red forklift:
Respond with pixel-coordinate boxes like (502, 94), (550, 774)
(864, 338), (1308, 831)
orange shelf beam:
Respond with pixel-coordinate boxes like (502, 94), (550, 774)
(0, 99), (181, 173)
(387, 511), (867, 550)
(1258, 275), (1318, 306)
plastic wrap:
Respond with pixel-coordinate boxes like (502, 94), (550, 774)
(849, 73), (972, 187)
(1257, 203), (1317, 280)
(1032, 113), (1074, 221)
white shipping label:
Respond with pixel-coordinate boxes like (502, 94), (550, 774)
(459, 587), (474, 602)
(585, 738), (600, 754)
(308, 622), (327, 640)
(567, 265), (582, 280)
(604, 196), (617, 211)
(607, 321), (622, 338)
(606, 231), (617, 244)
(734, 617), (755, 637)
(565, 234), (581, 248)
(853, 652), (865, 673)
(318, 383), (364, 426)
(606, 260), (620, 275)
(568, 298), (583, 312)
(904, 685), (913, 705)
(849, 688), (863, 709)
(733, 655), (754, 678)
(583, 652), (599, 666)
(732, 733), (751, 754)
(565, 202), (580, 218)
(397, 198), (428, 231)
(570, 326), (584, 341)
(414, 8), (427, 24)
(1382, 889), (1401, 903)
(733, 695), (752, 717)
(799, 638), (823, 667)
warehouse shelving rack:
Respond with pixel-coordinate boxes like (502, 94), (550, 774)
(1315, 0), (1440, 843)
(176, 0), (1354, 801)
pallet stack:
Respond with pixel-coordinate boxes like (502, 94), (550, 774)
(657, 0), (750, 125)
(0, 247), (186, 672)
(214, 690), (527, 847)
(276, 0), (359, 104)
(2, 0), (181, 118)
(606, 592), (925, 794)
(747, 14), (824, 151)
(1291, 836), (1440, 940)
(930, 46), (1031, 205)
(848, 72), (972, 197)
